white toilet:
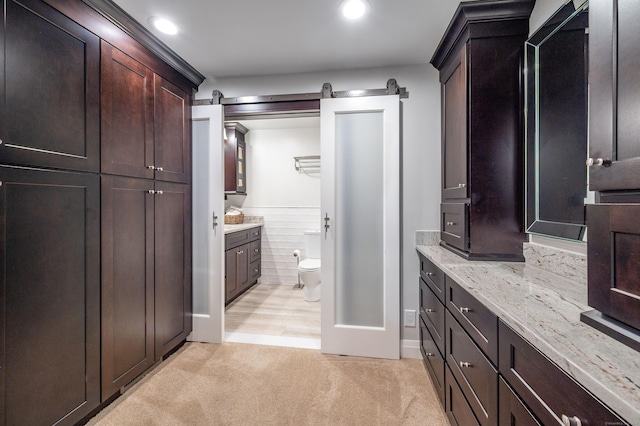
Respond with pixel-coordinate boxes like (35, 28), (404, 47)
(298, 230), (321, 302)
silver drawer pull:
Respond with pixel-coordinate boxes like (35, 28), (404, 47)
(156, 166), (164, 171)
(459, 307), (471, 313)
(147, 190), (156, 194)
(459, 361), (472, 368)
(446, 221), (456, 226)
(254, 269), (259, 273)
(156, 190), (163, 195)
(426, 272), (434, 276)
(147, 165), (156, 170)
(424, 308), (435, 313)
(254, 249), (259, 252)
(425, 352), (435, 357)
(458, 183), (466, 188)
(561, 415), (582, 426)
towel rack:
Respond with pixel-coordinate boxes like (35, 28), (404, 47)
(294, 155), (321, 173)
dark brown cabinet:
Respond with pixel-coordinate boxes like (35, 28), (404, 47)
(225, 227), (261, 305)
(224, 122), (248, 194)
(0, 165), (100, 426)
(588, 0), (640, 192)
(583, 0), (640, 350)
(0, 0), (100, 173)
(102, 43), (191, 184)
(101, 177), (191, 400)
(499, 320), (626, 425)
(431, 0), (534, 261)
(499, 377), (540, 426)
(154, 181), (192, 359)
(101, 176), (155, 400)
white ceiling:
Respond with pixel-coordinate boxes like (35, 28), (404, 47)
(112, 0), (460, 80)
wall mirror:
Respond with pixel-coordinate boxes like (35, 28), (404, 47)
(525, 0), (589, 241)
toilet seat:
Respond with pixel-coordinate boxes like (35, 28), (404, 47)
(298, 258), (321, 271)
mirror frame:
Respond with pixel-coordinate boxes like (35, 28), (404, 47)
(525, 0), (589, 241)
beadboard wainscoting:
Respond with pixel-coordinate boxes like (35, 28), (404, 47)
(239, 207), (321, 285)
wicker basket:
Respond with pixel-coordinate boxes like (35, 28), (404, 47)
(224, 213), (244, 224)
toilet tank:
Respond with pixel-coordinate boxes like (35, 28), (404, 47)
(304, 230), (321, 259)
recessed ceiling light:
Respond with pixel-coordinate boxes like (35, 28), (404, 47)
(148, 16), (178, 35)
(340, 0), (370, 20)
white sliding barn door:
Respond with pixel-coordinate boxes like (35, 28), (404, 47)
(320, 95), (400, 359)
(190, 105), (225, 343)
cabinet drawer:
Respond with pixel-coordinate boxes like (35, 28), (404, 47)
(420, 316), (445, 407)
(441, 203), (468, 251)
(446, 275), (498, 364)
(445, 365), (480, 426)
(249, 226), (261, 242)
(446, 311), (498, 426)
(498, 320), (627, 425)
(226, 229), (251, 250)
(419, 278), (445, 356)
(250, 240), (261, 263)
(419, 253), (445, 302)
(499, 377), (541, 426)
(249, 258), (261, 283)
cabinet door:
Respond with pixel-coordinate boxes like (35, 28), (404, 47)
(0, 166), (100, 425)
(587, 204), (640, 330)
(225, 248), (238, 304)
(441, 46), (468, 200)
(0, 0), (99, 172)
(589, 0), (640, 191)
(499, 377), (541, 426)
(235, 138), (246, 193)
(101, 176), (155, 401)
(154, 76), (190, 183)
(101, 42), (154, 179)
(154, 181), (192, 359)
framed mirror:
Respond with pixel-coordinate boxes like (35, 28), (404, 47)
(525, 0), (589, 241)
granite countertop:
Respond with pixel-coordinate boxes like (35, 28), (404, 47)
(223, 221), (262, 235)
(416, 244), (640, 424)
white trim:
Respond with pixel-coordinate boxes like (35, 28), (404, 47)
(225, 332), (321, 350)
(401, 339), (422, 359)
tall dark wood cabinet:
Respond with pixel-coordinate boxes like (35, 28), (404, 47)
(430, 0), (534, 261)
(224, 122), (248, 194)
(1, 0), (203, 423)
(582, 0), (640, 350)
(0, 166), (101, 425)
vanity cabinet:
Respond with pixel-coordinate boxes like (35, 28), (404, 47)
(499, 320), (625, 425)
(417, 250), (629, 425)
(224, 122), (248, 194)
(430, 0), (533, 261)
(225, 226), (261, 304)
(583, 0), (640, 350)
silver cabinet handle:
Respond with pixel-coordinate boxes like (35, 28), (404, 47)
(457, 183), (466, 188)
(561, 415), (582, 426)
(156, 190), (164, 195)
(459, 361), (472, 368)
(212, 212), (218, 230)
(425, 308), (435, 313)
(425, 352), (435, 357)
(426, 272), (434, 276)
(156, 166), (164, 171)
(147, 190), (156, 194)
(459, 307), (471, 313)
(147, 165), (156, 170)
(0, 138), (3, 145)
(254, 249), (259, 252)
(446, 221), (456, 226)
(254, 269), (259, 273)
(586, 157), (611, 167)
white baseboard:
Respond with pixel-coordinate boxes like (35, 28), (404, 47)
(401, 339), (421, 359)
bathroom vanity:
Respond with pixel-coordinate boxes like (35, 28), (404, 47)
(224, 223), (262, 305)
(416, 241), (638, 425)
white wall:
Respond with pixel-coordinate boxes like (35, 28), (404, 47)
(199, 63), (442, 342)
(244, 127), (320, 208)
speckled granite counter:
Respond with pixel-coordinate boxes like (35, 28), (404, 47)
(416, 244), (640, 424)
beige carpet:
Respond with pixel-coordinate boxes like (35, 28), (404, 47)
(88, 342), (449, 426)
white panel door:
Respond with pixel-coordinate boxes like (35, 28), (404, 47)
(320, 95), (400, 359)
(189, 105), (225, 343)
